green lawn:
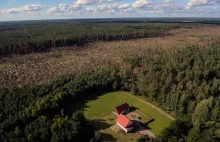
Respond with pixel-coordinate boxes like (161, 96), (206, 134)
(69, 91), (173, 135)
(71, 91), (137, 119)
(134, 110), (151, 122)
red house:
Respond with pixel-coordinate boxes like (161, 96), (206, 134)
(116, 114), (134, 133)
(114, 103), (129, 115)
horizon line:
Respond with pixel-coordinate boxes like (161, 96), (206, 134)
(1, 17), (220, 22)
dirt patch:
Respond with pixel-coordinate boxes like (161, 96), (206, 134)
(126, 112), (141, 121)
(111, 124), (125, 134)
(136, 125), (156, 138)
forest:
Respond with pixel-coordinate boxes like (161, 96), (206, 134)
(0, 19), (220, 142)
(0, 19), (213, 57)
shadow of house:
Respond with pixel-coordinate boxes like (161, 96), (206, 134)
(144, 118), (154, 125)
(132, 120), (141, 126)
(129, 120), (151, 131)
(129, 105), (137, 112)
(139, 122), (152, 130)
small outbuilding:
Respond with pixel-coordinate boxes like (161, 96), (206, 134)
(114, 103), (129, 115)
(116, 114), (134, 133)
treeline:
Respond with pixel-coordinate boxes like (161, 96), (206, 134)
(0, 40), (220, 141)
(0, 21), (198, 57)
(0, 30), (167, 56)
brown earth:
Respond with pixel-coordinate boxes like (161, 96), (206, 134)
(1, 26), (220, 89)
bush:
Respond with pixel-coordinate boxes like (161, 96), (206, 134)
(131, 86), (139, 95)
(112, 81), (120, 90)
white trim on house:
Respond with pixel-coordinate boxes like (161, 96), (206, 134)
(113, 111), (119, 116)
(116, 121), (134, 133)
(117, 122), (128, 132)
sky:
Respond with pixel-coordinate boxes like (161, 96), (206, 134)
(0, 0), (220, 21)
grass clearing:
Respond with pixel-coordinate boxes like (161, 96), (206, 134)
(134, 110), (151, 122)
(68, 91), (136, 119)
(69, 91), (173, 135)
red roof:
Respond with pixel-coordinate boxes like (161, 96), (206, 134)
(116, 114), (131, 128)
(114, 103), (129, 114)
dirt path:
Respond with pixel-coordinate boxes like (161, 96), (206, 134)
(122, 92), (175, 120)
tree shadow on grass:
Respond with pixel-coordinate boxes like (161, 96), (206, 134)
(92, 119), (113, 131)
(102, 133), (117, 142)
(96, 132), (117, 142)
(64, 89), (114, 116)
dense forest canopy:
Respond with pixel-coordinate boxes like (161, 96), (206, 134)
(1, 19), (219, 57)
(0, 20), (220, 141)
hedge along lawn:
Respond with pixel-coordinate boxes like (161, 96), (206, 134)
(72, 91), (172, 135)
